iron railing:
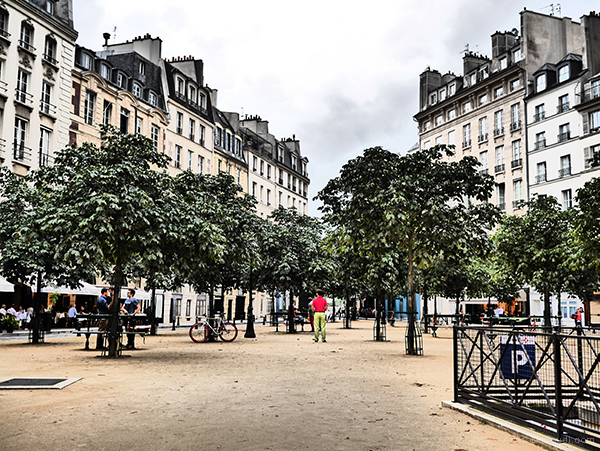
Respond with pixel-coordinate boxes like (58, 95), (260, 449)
(454, 326), (600, 448)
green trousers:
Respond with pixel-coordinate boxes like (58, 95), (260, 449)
(314, 312), (326, 341)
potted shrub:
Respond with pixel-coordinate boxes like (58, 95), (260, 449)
(2, 315), (19, 333)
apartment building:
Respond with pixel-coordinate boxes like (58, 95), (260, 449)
(0, 0), (77, 174)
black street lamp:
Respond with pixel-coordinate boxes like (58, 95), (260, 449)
(244, 244), (256, 339)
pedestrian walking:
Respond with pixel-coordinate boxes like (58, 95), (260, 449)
(312, 289), (328, 343)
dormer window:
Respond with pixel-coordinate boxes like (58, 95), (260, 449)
(139, 61), (146, 75)
(46, 1), (55, 14)
(479, 67), (489, 79)
(439, 88), (446, 101)
(189, 86), (196, 103)
(117, 72), (126, 89)
(499, 57), (507, 70)
(558, 65), (569, 83)
(148, 91), (157, 106)
(100, 64), (110, 80)
(132, 82), (142, 98)
(177, 77), (184, 95)
(429, 92), (437, 105)
(469, 73), (476, 86)
(81, 52), (92, 70)
(199, 93), (206, 109)
(536, 73), (546, 92)
(448, 84), (456, 96)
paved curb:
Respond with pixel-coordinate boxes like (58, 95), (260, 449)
(442, 400), (587, 451)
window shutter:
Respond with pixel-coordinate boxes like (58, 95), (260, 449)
(584, 147), (591, 169)
(583, 113), (589, 135)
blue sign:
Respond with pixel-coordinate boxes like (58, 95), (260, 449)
(500, 335), (536, 380)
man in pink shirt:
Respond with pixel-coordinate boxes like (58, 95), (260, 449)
(312, 289), (328, 342)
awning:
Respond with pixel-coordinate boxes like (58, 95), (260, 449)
(119, 287), (153, 301)
(460, 299), (498, 305)
(0, 276), (14, 293)
(38, 281), (100, 296)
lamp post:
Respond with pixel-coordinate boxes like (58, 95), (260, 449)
(244, 244), (256, 338)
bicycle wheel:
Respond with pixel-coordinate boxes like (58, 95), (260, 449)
(219, 322), (238, 342)
(189, 323), (210, 343)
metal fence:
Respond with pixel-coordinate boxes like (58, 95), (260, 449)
(454, 326), (600, 448)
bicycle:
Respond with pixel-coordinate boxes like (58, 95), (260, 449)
(189, 314), (238, 343)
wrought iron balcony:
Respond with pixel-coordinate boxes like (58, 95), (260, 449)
(558, 167), (571, 178)
(511, 158), (522, 169)
(495, 164), (505, 173)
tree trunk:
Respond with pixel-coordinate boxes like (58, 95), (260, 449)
(375, 285), (383, 341)
(108, 264), (124, 357)
(544, 286), (552, 331)
(422, 284), (429, 334)
(406, 240), (418, 354)
(287, 290), (296, 333)
(31, 271), (43, 344)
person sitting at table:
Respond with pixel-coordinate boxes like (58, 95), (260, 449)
(122, 289), (141, 350)
(67, 303), (79, 329)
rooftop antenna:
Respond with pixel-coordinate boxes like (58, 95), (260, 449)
(113, 26), (117, 40)
(461, 43), (469, 54)
(541, 3), (561, 16)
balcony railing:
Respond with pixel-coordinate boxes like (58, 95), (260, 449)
(462, 139), (471, 149)
(43, 53), (58, 66)
(39, 151), (53, 167)
(557, 102), (570, 114)
(493, 127), (504, 137)
(512, 200), (523, 210)
(577, 86), (600, 104)
(278, 178), (283, 185)
(18, 39), (36, 53)
(511, 158), (522, 169)
(0, 29), (10, 40)
(15, 89), (33, 105)
(479, 168), (489, 176)
(533, 112), (546, 122)
(176, 127), (183, 135)
(536, 174), (547, 184)
(498, 202), (506, 211)
(13, 142), (31, 163)
(534, 139), (546, 150)
(495, 163), (505, 173)
(0, 80), (7, 93)
(558, 131), (571, 142)
(478, 133), (488, 143)
(509, 120), (521, 132)
(40, 101), (56, 116)
(558, 166), (572, 178)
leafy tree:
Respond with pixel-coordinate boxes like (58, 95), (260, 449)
(38, 126), (180, 356)
(0, 168), (94, 343)
(493, 194), (570, 329)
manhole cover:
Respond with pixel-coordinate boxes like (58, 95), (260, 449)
(0, 377), (81, 389)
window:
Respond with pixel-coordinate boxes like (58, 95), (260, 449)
(499, 57), (507, 70)
(423, 121), (431, 132)
(39, 128), (51, 167)
(495, 146), (505, 173)
(562, 189), (572, 210)
(139, 61), (146, 75)
(536, 73), (546, 92)
(593, 80), (600, 99)
(260, 160), (264, 175)
(252, 156), (257, 171)
(535, 132), (546, 150)
(117, 73), (126, 89)
(513, 179), (523, 205)
(558, 123), (570, 142)
(447, 109), (456, 120)
(510, 104), (520, 129)
(187, 150), (193, 171)
(0, 9), (7, 36)
(462, 123), (471, 148)
(537, 162), (547, 183)
(103, 101), (112, 125)
(237, 168), (241, 184)
(493, 86), (504, 99)
(19, 22), (33, 51)
(266, 189), (271, 206)
(46, 1), (54, 14)
(448, 130), (455, 145)
(478, 117), (487, 142)
(448, 84), (456, 96)
(534, 104), (545, 122)
(469, 73), (476, 85)
(513, 48), (522, 62)
(174, 145), (181, 169)
(136, 117), (142, 135)
(199, 124), (205, 146)
(558, 65), (569, 83)
(177, 77), (184, 95)
(478, 94), (487, 106)
(100, 64), (110, 79)
(16, 70), (29, 103)
(189, 119), (195, 141)
(189, 85), (196, 103)
(252, 182), (257, 197)
(462, 102), (471, 114)
(558, 94), (569, 113)
(494, 110), (503, 136)
(479, 151), (488, 172)
(84, 91), (96, 125)
(40, 81), (52, 114)
(176, 112), (183, 135)
(199, 93), (206, 108)
(590, 110), (600, 132)
(260, 185), (264, 202)
(14, 117), (28, 161)
(148, 91), (157, 106)
(120, 108), (129, 134)
(424, 140), (430, 149)
(560, 155), (571, 178)
(151, 125), (159, 151)
(435, 136), (442, 146)
(267, 164), (271, 179)
(429, 92), (437, 105)
(435, 115), (443, 126)
(133, 83), (143, 98)
(439, 88), (446, 101)
(81, 52), (92, 70)
(198, 156), (204, 174)
(497, 183), (506, 210)
(511, 140), (522, 168)
(510, 78), (520, 91)
(479, 66), (489, 80)
(44, 37), (56, 63)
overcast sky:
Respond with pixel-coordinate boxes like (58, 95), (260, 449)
(74, 0), (593, 216)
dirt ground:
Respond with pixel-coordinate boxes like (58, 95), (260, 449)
(0, 320), (547, 451)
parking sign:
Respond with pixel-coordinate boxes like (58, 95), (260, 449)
(500, 335), (536, 380)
